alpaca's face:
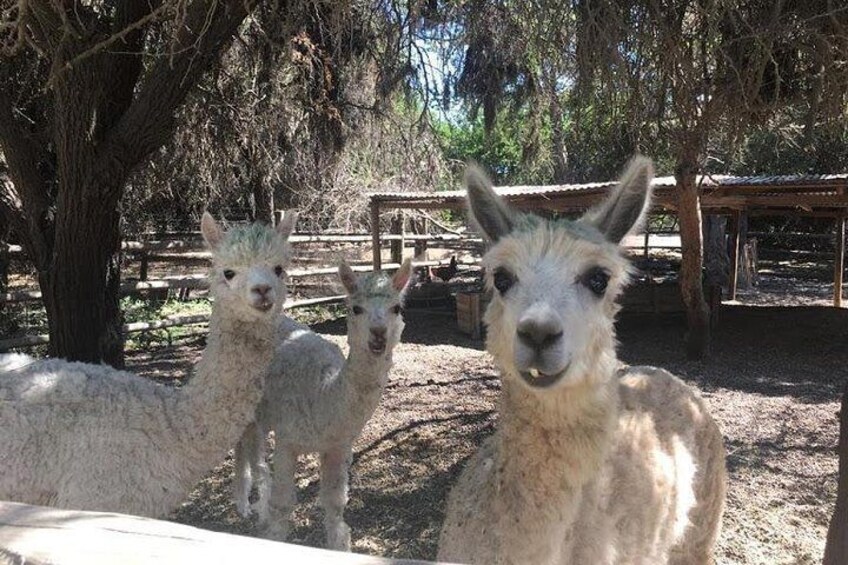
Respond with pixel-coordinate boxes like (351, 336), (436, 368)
(201, 212), (298, 321)
(339, 259), (412, 358)
(467, 157), (653, 392)
(483, 224), (629, 390)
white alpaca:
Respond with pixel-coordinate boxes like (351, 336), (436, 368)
(0, 211), (297, 518)
(438, 158), (726, 565)
(234, 258), (412, 550)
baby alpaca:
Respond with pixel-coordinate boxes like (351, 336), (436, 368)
(234, 258), (412, 550)
(438, 158), (726, 564)
(0, 212), (297, 517)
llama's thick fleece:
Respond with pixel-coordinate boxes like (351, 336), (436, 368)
(0, 316), (275, 517)
(265, 312), (394, 442)
(0, 214), (293, 517)
(237, 314), (393, 484)
(438, 158), (724, 565)
(438, 363), (726, 565)
(234, 263), (409, 550)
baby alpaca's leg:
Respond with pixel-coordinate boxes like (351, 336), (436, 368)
(320, 446), (352, 551)
(260, 444), (298, 541)
(233, 422), (261, 517)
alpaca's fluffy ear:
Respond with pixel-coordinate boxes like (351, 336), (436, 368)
(583, 155), (654, 243)
(392, 257), (413, 292)
(201, 212), (224, 250)
(465, 164), (515, 242)
(338, 260), (358, 294)
(277, 210), (298, 238)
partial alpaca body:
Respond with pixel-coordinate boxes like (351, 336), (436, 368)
(437, 157), (726, 565)
(0, 212), (297, 517)
(234, 259), (412, 550)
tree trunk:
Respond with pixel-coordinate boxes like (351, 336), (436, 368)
(824, 382), (848, 565)
(547, 79), (569, 184)
(251, 176), (274, 225)
(44, 186), (124, 367)
(0, 213), (8, 296)
(676, 165), (710, 359)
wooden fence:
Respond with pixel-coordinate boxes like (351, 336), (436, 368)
(0, 501), (441, 565)
(0, 232), (480, 352)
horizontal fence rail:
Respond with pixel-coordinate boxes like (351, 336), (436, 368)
(0, 224), (481, 351)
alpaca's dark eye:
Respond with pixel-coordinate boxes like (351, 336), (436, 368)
(274, 265), (284, 277)
(391, 304), (402, 315)
(493, 268), (516, 295)
(352, 305), (364, 315)
(223, 269), (236, 281)
(582, 268), (610, 297)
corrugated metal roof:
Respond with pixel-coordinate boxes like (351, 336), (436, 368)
(369, 175), (690, 202)
(713, 173), (848, 186)
(368, 173), (846, 204)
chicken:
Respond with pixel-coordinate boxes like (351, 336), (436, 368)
(430, 255), (458, 282)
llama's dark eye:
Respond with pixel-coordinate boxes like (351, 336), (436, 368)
(352, 305), (364, 315)
(493, 268), (516, 295)
(582, 268), (610, 297)
(274, 265), (284, 277)
(391, 304), (402, 315)
(223, 269), (236, 281)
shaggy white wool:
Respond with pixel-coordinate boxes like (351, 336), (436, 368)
(0, 212), (296, 517)
(438, 158), (726, 565)
(234, 259), (412, 551)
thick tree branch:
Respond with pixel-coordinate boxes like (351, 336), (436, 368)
(22, 0), (64, 53)
(95, 0), (164, 136)
(102, 0), (253, 180)
(0, 81), (51, 266)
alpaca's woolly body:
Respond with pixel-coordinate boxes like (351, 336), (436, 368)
(259, 314), (392, 452)
(438, 158), (725, 565)
(0, 317), (273, 516)
(438, 363), (725, 565)
(0, 216), (294, 517)
(235, 266), (408, 549)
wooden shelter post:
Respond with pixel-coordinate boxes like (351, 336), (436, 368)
(835, 216), (845, 308)
(728, 211), (742, 301)
(370, 199), (382, 270)
(390, 213), (404, 265)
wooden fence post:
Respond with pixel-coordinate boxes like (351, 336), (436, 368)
(390, 213), (404, 266)
(370, 199), (382, 270)
(824, 381), (848, 564)
(835, 216), (845, 308)
(728, 211), (741, 301)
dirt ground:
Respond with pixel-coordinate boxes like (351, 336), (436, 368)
(128, 275), (846, 565)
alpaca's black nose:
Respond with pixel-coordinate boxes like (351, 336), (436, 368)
(370, 326), (387, 340)
(252, 284), (271, 297)
(517, 318), (563, 351)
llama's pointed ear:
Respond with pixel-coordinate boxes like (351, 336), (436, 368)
(465, 164), (515, 242)
(201, 212), (224, 250)
(277, 210), (298, 239)
(583, 155), (654, 243)
(338, 260), (358, 294)
(392, 257), (413, 292)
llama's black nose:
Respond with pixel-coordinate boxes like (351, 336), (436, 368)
(371, 326), (387, 340)
(252, 284), (271, 297)
(517, 318), (563, 351)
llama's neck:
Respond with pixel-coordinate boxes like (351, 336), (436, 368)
(174, 309), (275, 479)
(492, 353), (620, 560)
(344, 343), (394, 392)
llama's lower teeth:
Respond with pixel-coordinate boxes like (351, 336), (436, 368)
(529, 368), (540, 379)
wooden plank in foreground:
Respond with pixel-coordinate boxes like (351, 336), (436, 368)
(0, 501), (444, 565)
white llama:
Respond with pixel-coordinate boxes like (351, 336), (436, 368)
(233, 258), (413, 550)
(0, 211), (297, 518)
(437, 157), (726, 565)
